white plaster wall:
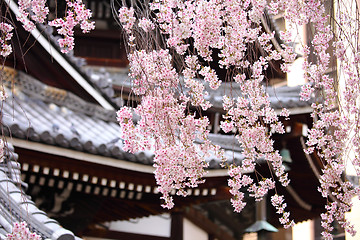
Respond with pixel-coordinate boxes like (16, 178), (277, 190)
(183, 218), (208, 240)
(287, 58), (305, 87)
(292, 220), (314, 240)
(106, 214), (171, 237)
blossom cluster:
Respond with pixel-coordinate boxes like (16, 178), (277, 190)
(118, 7), (136, 34)
(272, 0), (360, 237)
(117, 49), (218, 208)
(49, 0), (95, 53)
(271, 194), (295, 229)
(17, 0), (48, 32)
(228, 165), (251, 212)
(116, 0), (293, 226)
(116, 0), (360, 236)
(1, 0), (94, 55)
(0, 22), (13, 57)
(5, 222), (42, 240)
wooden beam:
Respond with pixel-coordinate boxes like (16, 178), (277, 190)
(80, 57), (128, 68)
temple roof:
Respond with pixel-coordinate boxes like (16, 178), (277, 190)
(0, 143), (79, 240)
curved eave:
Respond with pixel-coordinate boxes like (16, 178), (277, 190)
(8, 138), (233, 177)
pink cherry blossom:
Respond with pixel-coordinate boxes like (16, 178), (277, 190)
(5, 222), (41, 240)
(0, 22), (13, 57)
(49, 0), (95, 53)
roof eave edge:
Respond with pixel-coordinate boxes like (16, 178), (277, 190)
(8, 138), (231, 176)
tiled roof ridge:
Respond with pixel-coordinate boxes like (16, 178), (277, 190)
(0, 143), (78, 240)
(2, 66), (117, 123)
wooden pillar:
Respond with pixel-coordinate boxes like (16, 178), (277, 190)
(257, 199), (269, 240)
(213, 112), (220, 134)
(171, 211), (183, 240)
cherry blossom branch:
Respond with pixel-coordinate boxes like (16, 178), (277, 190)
(1, 0), (94, 55)
(115, 0), (295, 227)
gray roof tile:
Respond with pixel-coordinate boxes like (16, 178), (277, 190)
(2, 67), (311, 168)
(0, 143), (78, 240)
